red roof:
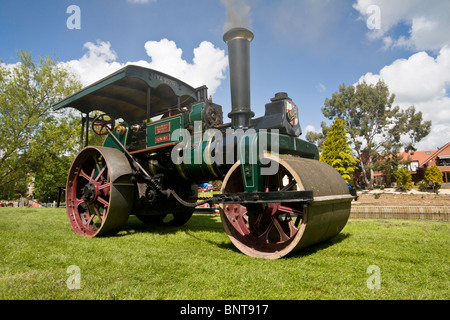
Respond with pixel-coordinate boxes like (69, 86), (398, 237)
(397, 150), (437, 167)
(422, 142), (450, 166)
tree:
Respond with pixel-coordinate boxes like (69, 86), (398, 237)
(319, 118), (358, 184)
(425, 165), (443, 192)
(305, 121), (329, 152)
(373, 152), (411, 186)
(395, 168), (413, 191)
(33, 155), (72, 202)
(0, 51), (82, 199)
(322, 80), (431, 189)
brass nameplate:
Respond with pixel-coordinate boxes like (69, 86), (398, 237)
(155, 134), (170, 144)
(154, 122), (170, 135)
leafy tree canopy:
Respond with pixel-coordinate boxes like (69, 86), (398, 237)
(305, 121), (329, 153)
(319, 118), (358, 184)
(322, 80), (431, 189)
(0, 51), (82, 199)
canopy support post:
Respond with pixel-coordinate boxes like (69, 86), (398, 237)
(147, 87), (151, 123)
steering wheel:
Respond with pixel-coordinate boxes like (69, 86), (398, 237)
(92, 114), (115, 135)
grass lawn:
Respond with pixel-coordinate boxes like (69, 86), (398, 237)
(0, 207), (448, 300)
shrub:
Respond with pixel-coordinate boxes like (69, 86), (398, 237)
(425, 165), (443, 192)
(417, 179), (428, 192)
(395, 168), (413, 191)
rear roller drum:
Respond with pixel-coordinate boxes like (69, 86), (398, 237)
(220, 154), (352, 259)
(66, 146), (134, 237)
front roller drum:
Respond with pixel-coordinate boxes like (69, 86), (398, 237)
(220, 154), (352, 259)
(66, 146), (135, 237)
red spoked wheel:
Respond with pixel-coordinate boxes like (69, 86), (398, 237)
(92, 114), (115, 135)
(66, 146), (134, 237)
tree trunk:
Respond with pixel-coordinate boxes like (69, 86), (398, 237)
(369, 168), (374, 190)
(359, 158), (370, 187)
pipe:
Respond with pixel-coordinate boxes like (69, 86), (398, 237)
(223, 27), (254, 129)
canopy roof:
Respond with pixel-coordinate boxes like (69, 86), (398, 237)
(53, 65), (205, 122)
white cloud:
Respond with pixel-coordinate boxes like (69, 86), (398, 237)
(0, 61), (21, 73)
(305, 125), (317, 134)
(316, 83), (326, 93)
(353, 1), (450, 148)
(60, 41), (123, 86)
(358, 46), (450, 149)
(353, 0), (450, 51)
(143, 39), (229, 92)
(60, 39), (228, 95)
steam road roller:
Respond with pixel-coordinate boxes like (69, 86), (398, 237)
(53, 28), (354, 259)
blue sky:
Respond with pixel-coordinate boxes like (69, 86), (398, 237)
(1, 0), (449, 150)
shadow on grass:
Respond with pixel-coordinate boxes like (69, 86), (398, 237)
(117, 213), (352, 257)
(288, 232), (352, 259)
(118, 213), (223, 234)
(117, 212), (240, 253)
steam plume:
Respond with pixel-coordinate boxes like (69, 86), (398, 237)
(221, 0), (251, 31)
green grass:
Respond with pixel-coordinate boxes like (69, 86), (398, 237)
(0, 207), (448, 300)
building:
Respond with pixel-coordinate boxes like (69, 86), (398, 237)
(397, 149), (437, 184)
(357, 142), (450, 187)
(420, 142), (450, 184)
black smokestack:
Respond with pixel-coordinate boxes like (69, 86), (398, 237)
(223, 27), (254, 129)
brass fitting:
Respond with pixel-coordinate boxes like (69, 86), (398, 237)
(115, 125), (127, 135)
